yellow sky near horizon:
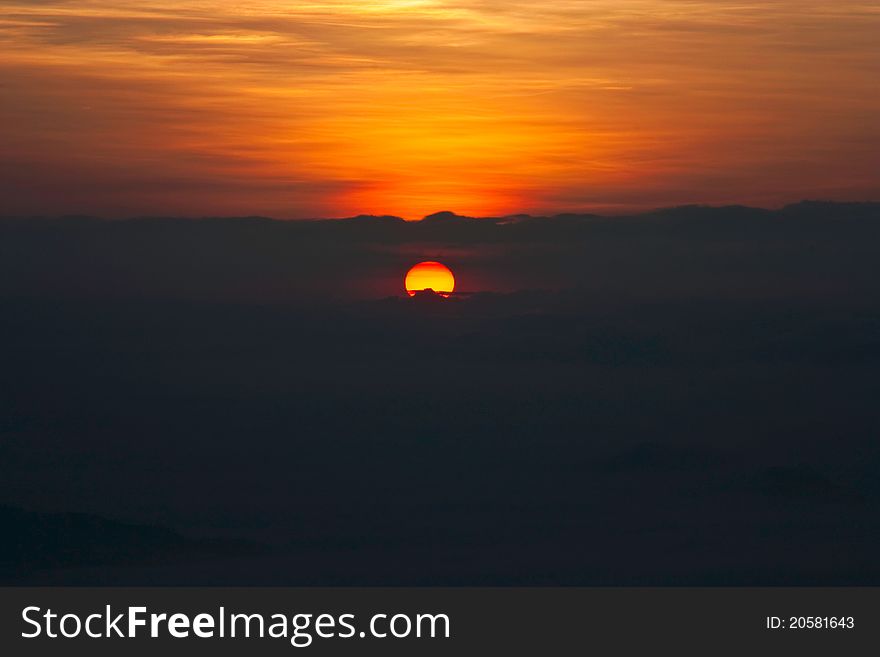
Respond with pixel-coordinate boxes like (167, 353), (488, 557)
(0, 1), (878, 218)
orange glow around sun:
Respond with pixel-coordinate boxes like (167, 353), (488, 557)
(1, 2), (878, 218)
(405, 261), (455, 297)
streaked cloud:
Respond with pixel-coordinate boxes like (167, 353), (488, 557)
(0, 1), (877, 217)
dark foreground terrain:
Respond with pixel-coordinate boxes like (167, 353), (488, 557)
(2, 202), (879, 584)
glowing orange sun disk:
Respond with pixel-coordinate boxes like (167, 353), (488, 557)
(405, 261), (455, 297)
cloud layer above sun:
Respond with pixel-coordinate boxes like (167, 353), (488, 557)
(1, 1), (878, 217)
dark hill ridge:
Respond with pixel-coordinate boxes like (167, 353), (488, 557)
(0, 200), (878, 302)
(421, 210), (481, 223)
(3, 200), (877, 225)
(335, 214), (407, 225)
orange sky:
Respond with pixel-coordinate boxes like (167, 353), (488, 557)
(0, 1), (878, 218)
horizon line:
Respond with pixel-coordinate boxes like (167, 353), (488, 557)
(3, 199), (878, 223)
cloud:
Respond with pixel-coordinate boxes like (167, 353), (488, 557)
(1, 201), (878, 300)
(2, 202), (880, 584)
(0, 1), (878, 217)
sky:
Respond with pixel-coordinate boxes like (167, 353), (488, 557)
(0, 1), (878, 218)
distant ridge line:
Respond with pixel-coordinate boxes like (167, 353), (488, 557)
(1, 200), (878, 224)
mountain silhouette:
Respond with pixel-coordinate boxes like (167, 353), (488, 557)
(2, 200), (880, 585)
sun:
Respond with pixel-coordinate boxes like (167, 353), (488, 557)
(405, 261), (455, 297)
